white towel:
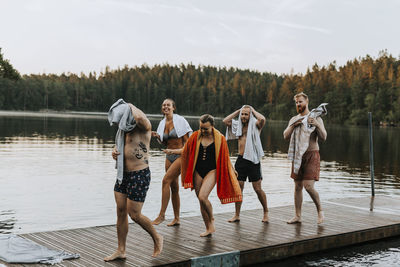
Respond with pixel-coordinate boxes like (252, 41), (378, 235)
(226, 106), (264, 164)
(156, 114), (192, 142)
(0, 234), (80, 264)
(108, 99), (136, 184)
(288, 103), (328, 174)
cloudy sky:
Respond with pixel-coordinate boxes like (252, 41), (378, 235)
(1, 0), (399, 75)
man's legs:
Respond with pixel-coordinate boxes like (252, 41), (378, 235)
(104, 192), (128, 261)
(287, 180), (303, 224)
(252, 180), (269, 222)
(228, 181), (244, 222)
(127, 199), (163, 257)
(303, 180), (324, 224)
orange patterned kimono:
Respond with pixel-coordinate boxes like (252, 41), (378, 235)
(181, 129), (242, 204)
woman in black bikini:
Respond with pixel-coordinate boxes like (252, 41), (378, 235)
(152, 99), (191, 226)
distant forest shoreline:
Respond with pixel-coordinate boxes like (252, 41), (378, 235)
(1, 49), (400, 126)
(0, 110), (204, 120)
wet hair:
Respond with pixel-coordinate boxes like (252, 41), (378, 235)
(241, 105), (251, 111)
(294, 92), (308, 101)
(199, 114), (215, 126)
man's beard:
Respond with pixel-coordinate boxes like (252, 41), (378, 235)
(241, 118), (249, 125)
(296, 105), (305, 113)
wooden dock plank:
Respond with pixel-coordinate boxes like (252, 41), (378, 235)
(2, 196), (400, 266)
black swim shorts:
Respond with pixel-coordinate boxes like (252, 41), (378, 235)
(235, 155), (262, 182)
(114, 167), (151, 202)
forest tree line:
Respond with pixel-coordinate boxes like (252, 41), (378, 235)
(1, 49), (400, 125)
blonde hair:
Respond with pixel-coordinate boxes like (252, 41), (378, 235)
(294, 92), (308, 101)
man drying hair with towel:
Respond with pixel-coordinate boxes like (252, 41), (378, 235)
(224, 105), (269, 223)
(105, 99), (163, 261)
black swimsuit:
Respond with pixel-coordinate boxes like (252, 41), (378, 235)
(195, 142), (216, 178)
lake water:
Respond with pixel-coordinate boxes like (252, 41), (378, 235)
(1, 113), (400, 265)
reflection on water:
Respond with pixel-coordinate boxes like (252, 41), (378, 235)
(0, 210), (16, 234)
(2, 116), (399, 179)
(265, 236), (400, 267)
(1, 115), (400, 235)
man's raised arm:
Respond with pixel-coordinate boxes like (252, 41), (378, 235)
(251, 107), (266, 130)
(129, 104), (151, 131)
(223, 109), (241, 127)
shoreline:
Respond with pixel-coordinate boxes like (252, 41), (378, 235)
(0, 110), (205, 120)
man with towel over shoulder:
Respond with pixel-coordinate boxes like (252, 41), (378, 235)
(105, 99), (163, 261)
(223, 105), (269, 223)
(283, 92), (327, 224)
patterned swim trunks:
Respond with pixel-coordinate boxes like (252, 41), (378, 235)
(114, 167), (151, 202)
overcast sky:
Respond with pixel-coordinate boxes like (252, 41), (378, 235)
(1, 0), (399, 75)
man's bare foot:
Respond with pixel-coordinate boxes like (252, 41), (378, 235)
(104, 250), (126, 261)
(228, 215), (240, 223)
(262, 211), (269, 223)
(152, 215), (165, 225)
(152, 235), (163, 257)
(317, 211), (324, 224)
(167, 218), (180, 226)
(287, 216), (301, 224)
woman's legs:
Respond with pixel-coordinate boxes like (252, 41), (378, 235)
(167, 158), (181, 226)
(152, 158), (181, 225)
(195, 170), (217, 237)
(194, 172), (210, 230)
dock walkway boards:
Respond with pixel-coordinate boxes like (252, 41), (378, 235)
(2, 196), (400, 266)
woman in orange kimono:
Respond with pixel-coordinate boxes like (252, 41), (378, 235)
(181, 114), (242, 237)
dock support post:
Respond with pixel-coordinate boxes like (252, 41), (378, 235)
(368, 112), (375, 207)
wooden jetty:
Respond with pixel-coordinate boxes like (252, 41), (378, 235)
(2, 196), (400, 266)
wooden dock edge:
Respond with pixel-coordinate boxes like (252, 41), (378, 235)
(158, 223), (400, 267)
(240, 223), (400, 266)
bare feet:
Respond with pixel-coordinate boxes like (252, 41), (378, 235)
(167, 218), (180, 227)
(104, 250), (126, 261)
(228, 215), (240, 223)
(152, 235), (163, 257)
(152, 215), (165, 225)
(287, 216), (301, 224)
(200, 220), (215, 237)
(262, 211), (269, 223)
(200, 229), (215, 237)
(317, 211), (324, 224)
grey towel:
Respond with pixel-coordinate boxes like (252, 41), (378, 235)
(0, 234), (80, 264)
(288, 103), (328, 174)
(225, 105), (264, 164)
(108, 99), (136, 184)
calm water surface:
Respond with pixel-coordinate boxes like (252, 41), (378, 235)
(1, 113), (400, 265)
